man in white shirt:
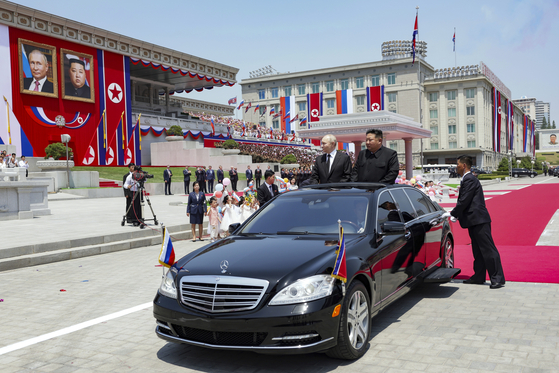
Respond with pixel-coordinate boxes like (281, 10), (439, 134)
(18, 156), (29, 177)
(124, 166), (143, 227)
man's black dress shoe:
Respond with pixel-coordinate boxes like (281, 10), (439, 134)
(463, 278), (485, 284)
(490, 283), (505, 289)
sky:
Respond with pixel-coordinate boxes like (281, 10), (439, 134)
(10, 0), (559, 123)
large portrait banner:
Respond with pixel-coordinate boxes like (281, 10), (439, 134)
(61, 49), (95, 103)
(18, 38), (58, 98)
(539, 129), (559, 150)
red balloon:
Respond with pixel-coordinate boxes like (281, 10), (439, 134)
(398, 170), (403, 176)
(215, 191), (223, 198)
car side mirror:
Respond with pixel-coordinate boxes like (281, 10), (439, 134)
(380, 221), (406, 235)
(229, 223), (241, 234)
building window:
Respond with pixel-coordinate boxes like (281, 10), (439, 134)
(298, 102), (306, 111)
(259, 106), (266, 116)
(326, 98), (335, 109)
(387, 73), (396, 85)
(446, 90), (456, 100)
(430, 142), (439, 150)
(258, 89), (265, 100)
(467, 123), (475, 132)
(259, 121), (265, 127)
(430, 126), (438, 135)
(389, 142), (397, 150)
(297, 84), (305, 95)
(430, 109), (438, 119)
(388, 93), (397, 102)
(340, 79), (349, 90)
(312, 82), (320, 93)
(389, 109), (397, 113)
(448, 108), (456, 117)
(467, 140), (476, 148)
(429, 92), (438, 102)
(326, 81), (334, 92)
(448, 125), (456, 134)
(465, 88), (476, 99)
(466, 106), (475, 116)
(284, 86), (292, 97)
(271, 87), (278, 98)
(449, 141), (457, 149)
(356, 96), (365, 106)
(371, 75), (380, 87)
(355, 77), (364, 89)
(272, 120), (279, 129)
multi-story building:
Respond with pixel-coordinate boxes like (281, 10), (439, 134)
(241, 41), (534, 170)
(535, 101), (550, 128)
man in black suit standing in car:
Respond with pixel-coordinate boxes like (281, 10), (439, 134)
(448, 155), (505, 289)
(309, 134), (352, 184)
(257, 170), (279, 206)
(351, 129), (399, 184)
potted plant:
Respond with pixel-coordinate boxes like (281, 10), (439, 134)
(166, 125), (184, 141)
(37, 142), (75, 171)
(222, 139), (240, 155)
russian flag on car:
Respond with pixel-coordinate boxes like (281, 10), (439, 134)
(336, 89), (353, 114)
(158, 227), (176, 268)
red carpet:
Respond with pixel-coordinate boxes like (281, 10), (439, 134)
(450, 184), (559, 283)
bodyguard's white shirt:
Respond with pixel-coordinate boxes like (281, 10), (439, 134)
(124, 174), (139, 191)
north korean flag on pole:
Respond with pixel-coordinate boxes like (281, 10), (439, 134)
(412, 12), (418, 65)
(97, 50), (131, 166)
(124, 114), (140, 166)
(307, 93), (323, 122)
(492, 87), (501, 152)
(82, 111), (105, 166)
(367, 86), (385, 112)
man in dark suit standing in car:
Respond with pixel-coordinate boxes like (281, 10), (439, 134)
(448, 155), (505, 289)
(351, 129), (399, 184)
(309, 134), (352, 184)
(258, 170), (279, 206)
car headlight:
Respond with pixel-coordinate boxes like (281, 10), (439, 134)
(269, 275), (335, 305)
(159, 269), (177, 299)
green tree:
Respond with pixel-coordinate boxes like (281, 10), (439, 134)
(535, 131), (540, 150)
(541, 117), (548, 129)
(280, 154), (297, 164)
(222, 139), (239, 149)
(44, 143), (73, 160)
(553, 120), (556, 129)
(167, 125), (184, 137)
(497, 157), (510, 172)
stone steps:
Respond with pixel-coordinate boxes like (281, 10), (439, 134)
(0, 222), (204, 272)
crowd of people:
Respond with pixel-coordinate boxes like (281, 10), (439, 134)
(0, 151), (29, 177)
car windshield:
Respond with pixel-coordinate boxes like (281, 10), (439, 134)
(241, 194), (370, 235)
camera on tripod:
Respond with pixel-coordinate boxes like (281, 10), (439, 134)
(131, 166), (153, 185)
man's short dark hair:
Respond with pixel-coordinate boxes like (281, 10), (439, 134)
(264, 170), (275, 179)
(457, 155), (473, 168)
(134, 165), (142, 171)
(551, 134), (556, 137)
(69, 58), (85, 68)
(366, 129), (383, 139)
(128, 162), (135, 167)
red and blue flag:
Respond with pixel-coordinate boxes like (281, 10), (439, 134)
(412, 13), (418, 64)
(331, 222), (347, 283)
(158, 227), (176, 268)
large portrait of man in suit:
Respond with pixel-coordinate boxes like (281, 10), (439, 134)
(61, 49), (94, 103)
(18, 39), (58, 98)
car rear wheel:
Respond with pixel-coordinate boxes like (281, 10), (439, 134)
(530, 174), (535, 178)
(513, 174), (518, 178)
(326, 281), (370, 360)
(441, 235), (454, 268)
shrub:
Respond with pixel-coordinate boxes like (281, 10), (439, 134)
(252, 155), (264, 163)
(167, 125), (184, 137)
(223, 139), (239, 149)
(497, 157), (510, 172)
(280, 154), (297, 164)
(44, 143), (73, 160)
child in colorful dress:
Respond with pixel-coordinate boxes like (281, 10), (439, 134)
(207, 197), (221, 242)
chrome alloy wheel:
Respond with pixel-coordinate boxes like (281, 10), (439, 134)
(346, 290), (369, 350)
(443, 237), (454, 268)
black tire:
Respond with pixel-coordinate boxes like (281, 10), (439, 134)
(326, 281), (370, 360)
(530, 174), (535, 178)
(513, 174), (518, 178)
(441, 235), (454, 268)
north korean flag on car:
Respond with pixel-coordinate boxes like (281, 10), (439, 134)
(307, 93), (323, 122)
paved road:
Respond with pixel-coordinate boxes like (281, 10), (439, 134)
(1, 175), (558, 372)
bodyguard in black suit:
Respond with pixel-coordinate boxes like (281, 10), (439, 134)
(257, 170), (279, 206)
(163, 166), (173, 195)
(254, 166), (262, 188)
(450, 155), (505, 289)
(246, 166), (253, 183)
(206, 166), (215, 193)
(183, 166), (191, 194)
(217, 166), (224, 184)
(310, 134), (352, 184)
(351, 129), (399, 184)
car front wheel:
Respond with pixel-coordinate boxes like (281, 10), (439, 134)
(513, 174), (518, 178)
(530, 174), (535, 178)
(326, 280), (371, 360)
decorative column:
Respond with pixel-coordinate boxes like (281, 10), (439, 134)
(353, 141), (362, 157)
(165, 87), (170, 114)
(131, 80), (136, 105)
(404, 138), (413, 179)
(148, 84), (153, 107)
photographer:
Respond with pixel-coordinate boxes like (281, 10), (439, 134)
(123, 163), (135, 223)
(124, 166), (143, 227)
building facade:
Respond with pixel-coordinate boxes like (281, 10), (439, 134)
(241, 42), (534, 170)
(535, 101), (550, 128)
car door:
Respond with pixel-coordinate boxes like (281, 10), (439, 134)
(405, 188), (444, 269)
(378, 189), (422, 303)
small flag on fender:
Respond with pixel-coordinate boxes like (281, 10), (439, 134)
(331, 220), (347, 283)
(158, 227), (176, 268)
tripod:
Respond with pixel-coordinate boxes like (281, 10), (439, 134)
(121, 184), (158, 228)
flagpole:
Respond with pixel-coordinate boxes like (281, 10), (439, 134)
(454, 27), (457, 68)
(416, 6), (423, 172)
(3, 96), (12, 145)
(138, 113), (142, 151)
(161, 224), (166, 277)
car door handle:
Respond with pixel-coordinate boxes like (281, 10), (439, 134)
(429, 218), (441, 226)
(404, 231), (411, 240)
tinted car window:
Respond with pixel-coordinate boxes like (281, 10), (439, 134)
(405, 189), (433, 217)
(390, 189), (417, 221)
(377, 191), (401, 232)
(241, 194), (370, 234)
(406, 189), (438, 213)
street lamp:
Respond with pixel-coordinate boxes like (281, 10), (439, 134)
(508, 151), (513, 178)
(61, 134), (71, 189)
(531, 160), (535, 173)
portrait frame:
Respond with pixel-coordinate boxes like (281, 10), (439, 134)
(18, 38), (58, 98)
(61, 49), (95, 103)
